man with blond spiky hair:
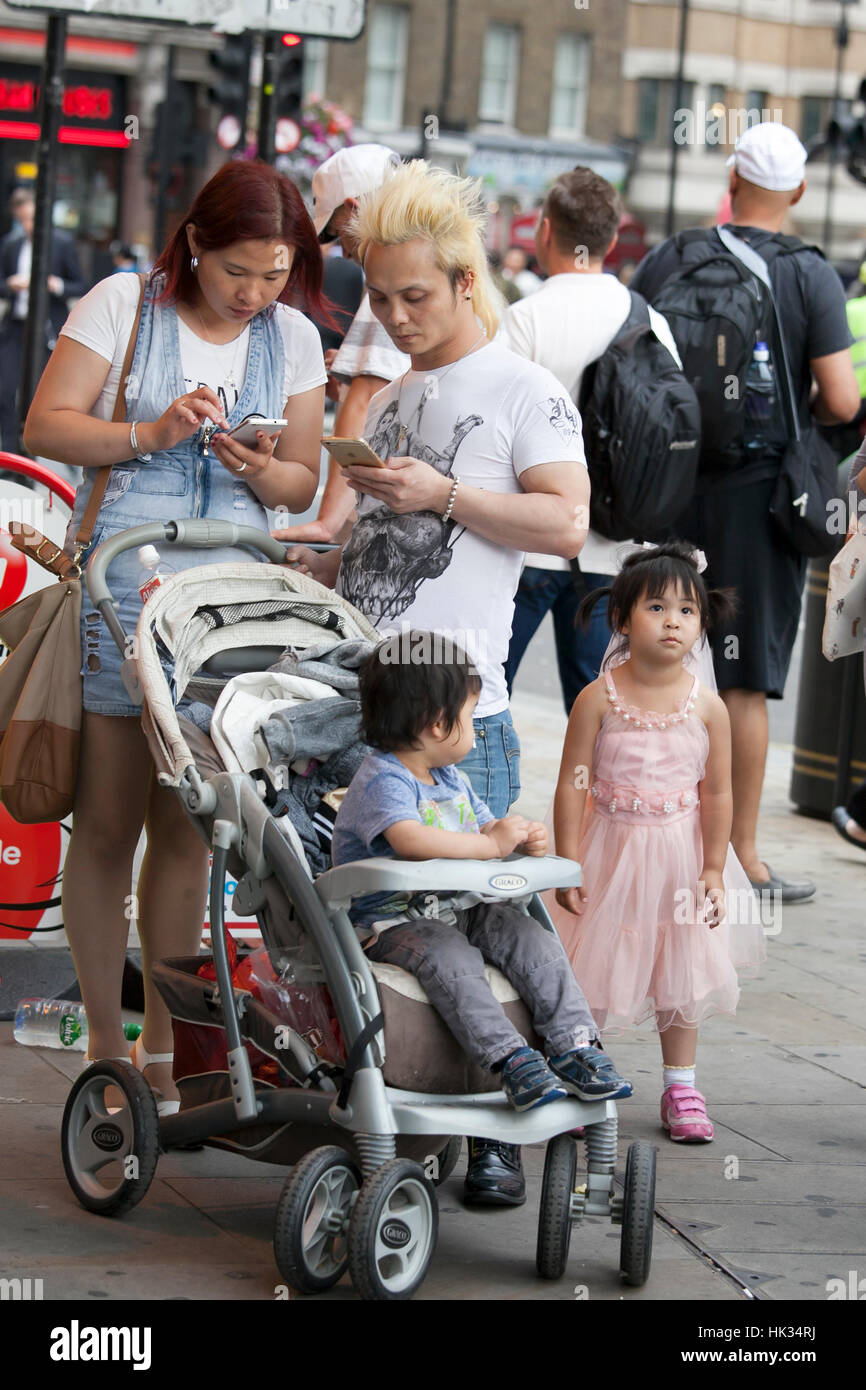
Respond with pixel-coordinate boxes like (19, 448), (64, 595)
(285, 159), (593, 1208)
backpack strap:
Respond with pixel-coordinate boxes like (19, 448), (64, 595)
(625, 287), (651, 327)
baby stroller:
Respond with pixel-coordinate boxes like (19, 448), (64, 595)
(60, 519), (657, 1301)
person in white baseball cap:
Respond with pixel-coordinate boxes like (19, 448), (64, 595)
(314, 143), (402, 253)
(726, 120), (807, 193)
(630, 121), (859, 911)
(275, 143), (408, 548)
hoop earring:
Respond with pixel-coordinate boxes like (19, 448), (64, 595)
(191, 256), (199, 271)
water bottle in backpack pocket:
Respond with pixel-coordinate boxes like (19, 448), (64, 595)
(743, 340), (779, 453)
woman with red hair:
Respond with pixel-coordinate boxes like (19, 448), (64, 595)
(24, 161), (329, 1112)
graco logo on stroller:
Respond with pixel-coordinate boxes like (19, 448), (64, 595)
(488, 874), (528, 892)
(91, 1126), (124, 1152)
(381, 1221), (412, 1249)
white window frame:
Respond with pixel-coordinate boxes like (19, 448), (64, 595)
(478, 23), (520, 126)
(549, 34), (590, 139)
(302, 38), (329, 104)
(363, 4), (409, 131)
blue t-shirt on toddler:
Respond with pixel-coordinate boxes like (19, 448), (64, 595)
(331, 750), (494, 933)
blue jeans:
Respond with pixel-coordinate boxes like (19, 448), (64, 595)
(505, 567), (612, 715)
(457, 709), (520, 818)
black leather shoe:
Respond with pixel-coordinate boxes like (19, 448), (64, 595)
(463, 1138), (525, 1207)
(831, 806), (866, 852)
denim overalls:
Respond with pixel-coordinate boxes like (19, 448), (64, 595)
(64, 273), (286, 716)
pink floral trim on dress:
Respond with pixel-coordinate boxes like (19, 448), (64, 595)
(602, 669), (699, 729)
(590, 778), (699, 817)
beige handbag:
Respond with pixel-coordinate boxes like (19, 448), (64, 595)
(0, 275), (145, 822)
(822, 520), (866, 661)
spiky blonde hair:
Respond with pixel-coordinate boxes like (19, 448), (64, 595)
(349, 159), (501, 339)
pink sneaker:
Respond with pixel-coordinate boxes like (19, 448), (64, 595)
(660, 1084), (714, 1143)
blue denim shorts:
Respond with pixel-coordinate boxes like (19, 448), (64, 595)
(457, 708), (521, 818)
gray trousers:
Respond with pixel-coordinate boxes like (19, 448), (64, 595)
(366, 902), (598, 1071)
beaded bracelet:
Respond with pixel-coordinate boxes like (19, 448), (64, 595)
(443, 478), (459, 522)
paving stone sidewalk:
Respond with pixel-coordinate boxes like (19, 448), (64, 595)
(0, 690), (862, 1303)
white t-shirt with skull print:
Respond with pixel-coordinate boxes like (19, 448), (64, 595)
(336, 339), (588, 716)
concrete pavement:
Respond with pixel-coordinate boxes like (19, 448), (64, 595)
(0, 685), (863, 1302)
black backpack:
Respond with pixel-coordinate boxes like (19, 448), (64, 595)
(578, 290), (701, 541)
(649, 227), (819, 474)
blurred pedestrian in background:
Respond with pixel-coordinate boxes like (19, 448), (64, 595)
(502, 167), (680, 713)
(500, 244), (543, 297)
(0, 188), (85, 450)
(276, 144), (409, 547)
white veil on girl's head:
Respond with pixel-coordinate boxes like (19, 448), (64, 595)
(597, 541), (719, 692)
(601, 631), (718, 691)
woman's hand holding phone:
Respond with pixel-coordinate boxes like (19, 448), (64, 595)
(212, 418), (284, 480)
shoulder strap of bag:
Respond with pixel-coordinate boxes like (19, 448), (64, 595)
(9, 272), (147, 580)
(716, 225), (800, 442)
(74, 270), (147, 552)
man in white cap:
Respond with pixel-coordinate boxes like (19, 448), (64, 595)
(632, 121), (859, 906)
(276, 144), (409, 545)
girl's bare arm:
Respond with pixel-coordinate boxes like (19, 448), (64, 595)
(554, 679), (606, 913)
(696, 689), (733, 878)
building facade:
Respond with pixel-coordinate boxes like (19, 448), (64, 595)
(314, 0), (631, 246)
(621, 0), (866, 258)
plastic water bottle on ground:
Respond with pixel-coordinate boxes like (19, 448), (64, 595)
(137, 544), (176, 604)
(743, 340), (777, 453)
(13, 998), (142, 1052)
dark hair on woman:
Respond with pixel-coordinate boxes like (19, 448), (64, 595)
(151, 160), (337, 327)
(359, 631), (482, 753)
(577, 540), (736, 667)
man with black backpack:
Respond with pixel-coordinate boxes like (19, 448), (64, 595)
(503, 167), (689, 713)
(631, 121), (859, 903)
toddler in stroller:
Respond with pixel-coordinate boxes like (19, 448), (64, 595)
(60, 520), (657, 1301)
(333, 633), (632, 1113)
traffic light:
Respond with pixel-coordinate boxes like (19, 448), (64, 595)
(274, 33), (304, 120)
(208, 32), (252, 151)
(827, 111), (866, 186)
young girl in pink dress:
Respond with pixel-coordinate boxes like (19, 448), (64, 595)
(553, 542), (765, 1143)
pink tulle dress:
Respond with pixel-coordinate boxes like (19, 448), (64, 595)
(553, 668), (766, 1035)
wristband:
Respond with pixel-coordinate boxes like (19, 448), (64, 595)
(443, 477), (459, 522)
(130, 420), (152, 462)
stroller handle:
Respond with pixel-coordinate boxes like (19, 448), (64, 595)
(85, 520), (291, 608)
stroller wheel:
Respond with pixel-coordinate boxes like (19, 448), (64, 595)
(274, 1146), (361, 1294)
(619, 1140), (657, 1287)
(432, 1136), (462, 1187)
(61, 1061), (159, 1217)
(348, 1158), (438, 1301)
(536, 1133), (577, 1280)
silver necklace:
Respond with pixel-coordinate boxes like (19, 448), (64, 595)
(192, 306), (247, 396)
(394, 327), (488, 451)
